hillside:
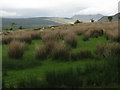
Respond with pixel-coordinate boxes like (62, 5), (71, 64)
(2, 17), (73, 30)
(72, 14), (103, 22)
(2, 14), (105, 30)
(98, 13), (120, 22)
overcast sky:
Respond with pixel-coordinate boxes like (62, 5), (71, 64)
(0, 0), (119, 18)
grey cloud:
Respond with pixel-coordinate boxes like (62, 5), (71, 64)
(2, 5), (86, 18)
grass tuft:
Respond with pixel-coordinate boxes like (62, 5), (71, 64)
(8, 41), (25, 59)
(51, 43), (70, 60)
(35, 45), (47, 60)
(64, 33), (77, 48)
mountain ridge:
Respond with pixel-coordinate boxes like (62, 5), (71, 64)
(72, 14), (103, 22)
(2, 14), (105, 30)
(98, 13), (120, 22)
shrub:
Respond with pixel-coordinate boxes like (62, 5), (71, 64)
(108, 16), (113, 22)
(35, 45), (47, 60)
(51, 43), (69, 60)
(9, 28), (13, 30)
(19, 26), (23, 30)
(74, 20), (82, 24)
(90, 19), (94, 23)
(64, 33), (77, 48)
(34, 28), (41, 30)
(8, 41), (25, 59)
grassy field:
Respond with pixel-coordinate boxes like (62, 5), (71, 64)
(2, 22), (120, 88)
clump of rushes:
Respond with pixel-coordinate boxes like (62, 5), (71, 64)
(89, 29), (104, 38)
(35, 45), (47, 60)
(82, 29), (104, 41)
(30, 31), (41, 40)
(82, 33), (90, 41)
(59, 30), (68, 40)
(2, 35), (13, 44)
(71, 49), (92, 60)
(82, 33), (90, 42)
(64, 33), (77, 48)
(95, 43), (106, 57)
(42, 31), (60, 43)
(51, 43), (69, 60)
(104, 31), (120, 42)
(14, 34), (32, 44)
(8, 41), (25, 59)
(44, 40), (57, 54)
(78, 49), (92, 58)
(104, 43), (120, 57)
(96, 43), (120, 57)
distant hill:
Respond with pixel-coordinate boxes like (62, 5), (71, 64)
(46, 17), (74, 24)
(98, 13), (120, 22)
(2, 17), (73, 30)
(72, 14), (103, 22)
(2, 14), (107, 30)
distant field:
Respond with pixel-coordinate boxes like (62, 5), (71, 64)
(2, 22), (120, 88)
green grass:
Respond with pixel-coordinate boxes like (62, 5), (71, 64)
(3, 36), (115, 88)
(72, 36), (111, 52)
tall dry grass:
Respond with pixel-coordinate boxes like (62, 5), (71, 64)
(41, 30), (60, 43)
(51, 43), (70, 60)
(96, 43), (120, 57)
(8, 41), (25, 59)
(14, 34), (32, 44)
(71, 49), (92, 60)
(2, 35), (13, 44)
(35, 45), (47, 60)
(2, 22), (119, 45)
(64, 32), (77, 48)
(30, 31), (42, 40)
(44, 40), (57, 54)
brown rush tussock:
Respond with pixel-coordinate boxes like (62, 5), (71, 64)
(64, 32), (77, 48)
(8, 41), (26, 59)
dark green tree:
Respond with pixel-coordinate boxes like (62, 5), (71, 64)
(19, 26), (23, 30)
(108, 16), (113, 22)
(74, 20), (82, 24)
(90, 19), (94, 23)
(11, 22), (16, 30)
